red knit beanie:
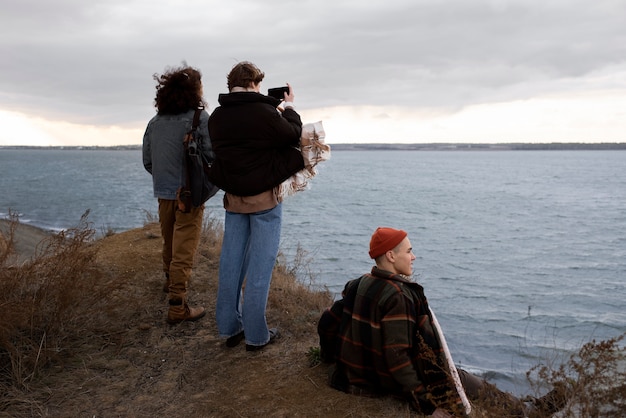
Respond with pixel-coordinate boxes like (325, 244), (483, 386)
(368, 227), (408, 259)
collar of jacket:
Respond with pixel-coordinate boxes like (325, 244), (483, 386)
(369, 266), (427, 294)
(370, 266), (414, 284)
(217, 91), (281, 107)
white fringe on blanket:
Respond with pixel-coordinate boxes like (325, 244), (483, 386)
(429, 307), (473, 416)
(278, 121), (330, 199)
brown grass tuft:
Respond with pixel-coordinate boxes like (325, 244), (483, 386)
(0, 211), (116, 391)
(524, 333), (626, 417)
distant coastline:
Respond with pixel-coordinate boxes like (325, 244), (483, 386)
(325, 142), (626, 151)
(1, 142), (626, 151)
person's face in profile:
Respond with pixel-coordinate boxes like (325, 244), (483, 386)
(391, 237), (416, 277)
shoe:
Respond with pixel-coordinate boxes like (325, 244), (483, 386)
(245, 328), (280, 351)
(523, 382), (569, 418)
(225, 331), (245, 348)
(167, 300), (206, 324)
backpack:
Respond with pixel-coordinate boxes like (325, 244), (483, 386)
(176, 107), (219, 213)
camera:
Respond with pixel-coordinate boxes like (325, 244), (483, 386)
(267, 86), (289, 100)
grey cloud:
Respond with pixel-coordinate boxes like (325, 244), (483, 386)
(0, 0), (625, 126)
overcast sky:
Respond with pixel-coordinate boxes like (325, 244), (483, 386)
(1, 0), (625, 146)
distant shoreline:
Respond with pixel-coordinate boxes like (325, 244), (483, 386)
(2, 142), (626, 151)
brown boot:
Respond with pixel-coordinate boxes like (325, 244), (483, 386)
(167, 299), (206, 324)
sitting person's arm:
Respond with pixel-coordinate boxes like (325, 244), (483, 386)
(381, 293), (437, 415)
(318, 299), (343, 363)
(317, 278), (361, 363)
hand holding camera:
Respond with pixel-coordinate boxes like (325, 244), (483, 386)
(267, 83), (294, 104)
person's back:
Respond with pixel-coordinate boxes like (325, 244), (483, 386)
(209, 61), (305, 351)
(142, 64), (211, 324)
(144, 110), (210, 200)
(319, 227), (570, 418)
(320, 227), (466, 416)
(337, 269), (464, 414)
(207, 91), (304, 197)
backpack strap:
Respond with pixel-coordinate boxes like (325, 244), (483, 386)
(192, 106), (202, 130)
(178, 107), (204, 212)
(184, 107), (203, 147)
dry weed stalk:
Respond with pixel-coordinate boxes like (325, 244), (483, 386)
(196, 213), (223, 263)
(271, 244), (333, 334)
(0, 211), (114, 391)
(0, 211), (19, 265)
(527, 333), (625, 417)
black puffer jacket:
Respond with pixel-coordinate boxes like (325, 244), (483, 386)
(207, 92), (305, 196)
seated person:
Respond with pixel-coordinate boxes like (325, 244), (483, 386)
(318, 227), (567, 417)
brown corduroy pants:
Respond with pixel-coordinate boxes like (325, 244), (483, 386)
(158, 199), (204, 301)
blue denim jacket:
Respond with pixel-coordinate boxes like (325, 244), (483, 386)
(142, 109), (214, 200)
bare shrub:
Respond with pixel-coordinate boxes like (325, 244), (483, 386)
(0, 211), (19, 265)
(0, 211), (114, 390)
(526, 333), (625, 417)
(142, 209), (158, 225)
(196, 212), (223, 265)
(270, 244), (333, 340)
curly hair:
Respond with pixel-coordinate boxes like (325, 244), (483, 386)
(227, 61), (265, 91)
(153, 64), (206, 115)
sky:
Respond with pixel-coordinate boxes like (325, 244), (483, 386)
(1, 0), (625, 146)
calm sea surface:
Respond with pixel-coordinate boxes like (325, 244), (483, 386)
(1, 148), (625, 396)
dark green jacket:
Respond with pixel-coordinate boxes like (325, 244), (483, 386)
(318, 267), (464, 415)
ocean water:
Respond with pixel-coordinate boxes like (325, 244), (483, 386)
(1, 148), (625, 396)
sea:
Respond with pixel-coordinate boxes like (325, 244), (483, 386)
(1, 148), (625, 397)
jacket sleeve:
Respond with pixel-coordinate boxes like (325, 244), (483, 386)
(318, 299), (344, 363)
(199, 111), (215, 163)
(317, 278), (362, 364)
(142, 123), (152, 174)
(380, 292), (436, 415)
(269, 106), (302, 147)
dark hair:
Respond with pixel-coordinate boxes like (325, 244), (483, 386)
(153, 64), (206, 114)
(227, 61), (265, 91)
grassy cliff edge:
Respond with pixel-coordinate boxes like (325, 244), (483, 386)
(0, 216), (624, 417)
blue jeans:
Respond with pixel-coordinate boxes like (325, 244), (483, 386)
(215, 203), (282, 346)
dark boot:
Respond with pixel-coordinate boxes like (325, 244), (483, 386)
(524, 382), (570, 418)
(167, 299), (206, 324)
(245, 328), (280, 351)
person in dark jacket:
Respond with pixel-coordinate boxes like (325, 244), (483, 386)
(318, 227), (569, 417)
(143, 64), (213, 324)
(208, 61), (304, 351)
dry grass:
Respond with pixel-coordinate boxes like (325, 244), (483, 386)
(0, 211), (624, 417)
(0, 211), (113, 389)
(525, 334), (626, 417)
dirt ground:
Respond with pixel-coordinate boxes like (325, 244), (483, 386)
(2, 220), (420, 417)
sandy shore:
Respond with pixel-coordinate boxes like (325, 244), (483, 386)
(0, 219), (53, 263)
